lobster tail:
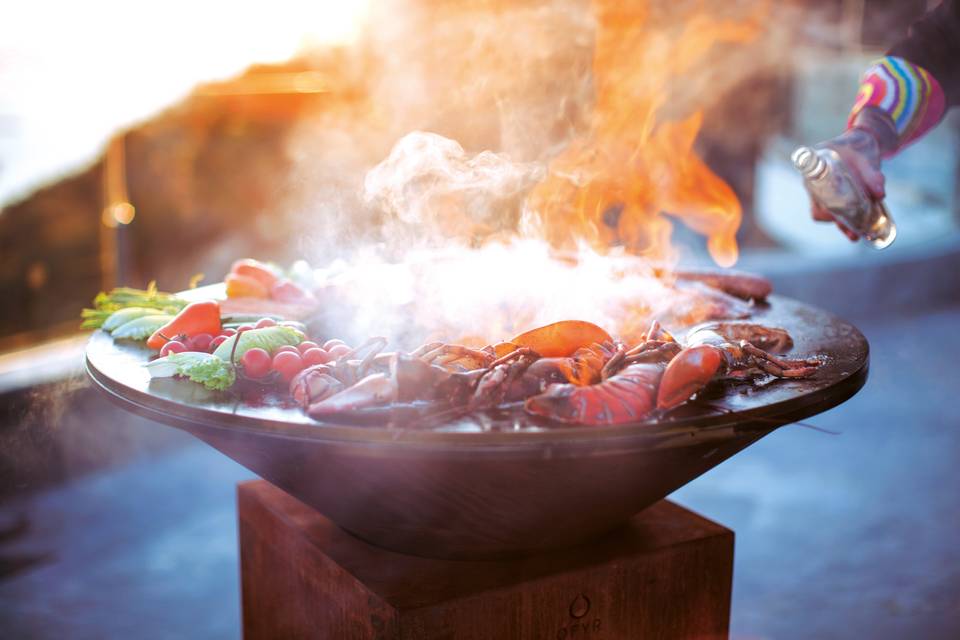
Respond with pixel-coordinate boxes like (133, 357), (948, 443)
(525, 363), (663, 426)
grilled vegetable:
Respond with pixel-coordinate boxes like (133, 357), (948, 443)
(225, 273), (269, 299)
(111, 315), (174, 340)
(146, 301), (222, 350)
(230, 259), (281, 289)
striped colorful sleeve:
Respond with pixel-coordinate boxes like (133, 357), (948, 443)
(847, 56), (946, 154)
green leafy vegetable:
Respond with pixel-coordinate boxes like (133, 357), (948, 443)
(212, 325), (305, 363)
(111, 315), (174, 340)
(144, 352), (235, 391)
(220, 313), (286, 325)
(102, 307), (169, 332)
(221, 319), (307, 333)
(81, 281), (187, 329)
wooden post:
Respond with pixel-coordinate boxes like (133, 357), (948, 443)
(239, 480), (733, 640)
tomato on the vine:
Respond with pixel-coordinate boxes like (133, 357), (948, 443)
(272, 351), (305, 382)
(241, 348), (272, 379)
(273, 345), (299, 356)
(189, 333), (214, 352)
(159, 340), (187, 357)
(297, 341), (319, 354)
(301, 348), (330, 367)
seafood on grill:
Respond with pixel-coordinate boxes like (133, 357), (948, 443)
(523, 321), (678, 425)
(295, 318), (821, 427)
(467, 341), (620, 410)
(671, 269), (773, 302)
(656, 321), (817, 410)
(527, 321), (820, 425)
(294, 321), (617, 420)
(292, 339), (512, 417)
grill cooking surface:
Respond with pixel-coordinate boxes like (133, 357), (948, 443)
(86, 295), (867, 447)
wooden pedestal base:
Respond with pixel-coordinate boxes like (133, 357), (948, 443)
(238, 480), (733, 640)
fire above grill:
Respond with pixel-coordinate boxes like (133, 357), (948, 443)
(85, 293), (867, 559)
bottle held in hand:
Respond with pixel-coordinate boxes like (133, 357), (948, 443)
(791, 146), (897, 249)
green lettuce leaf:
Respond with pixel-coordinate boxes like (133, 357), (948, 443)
(212, 325), (305, 363)
(144, 352), (236, 391)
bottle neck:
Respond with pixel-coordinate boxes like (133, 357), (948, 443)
(791, 146), (829, 180)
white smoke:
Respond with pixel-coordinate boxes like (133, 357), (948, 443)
(362, 131), (545, 245)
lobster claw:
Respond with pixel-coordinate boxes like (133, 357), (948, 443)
(656, 345), (724, 410)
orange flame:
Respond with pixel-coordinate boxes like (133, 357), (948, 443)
(524, 1), (760, 267)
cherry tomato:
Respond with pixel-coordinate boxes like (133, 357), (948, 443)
(189, 333), (214, 352)
(237, 324), (255, 333)
(159, 340), (187, 357)
(272, 351), (305, 382)
(323, 339), (347, 351)
(241, 348), (272, 379)
(327, 344), (352, 360)
(208, 335), (228, 352)
(273, 345), (299, 356)
(220, 328), (237, 337)
(301, 348), (331, 367)
(254, 317), (277, 329)
(297, 341), (319, 354)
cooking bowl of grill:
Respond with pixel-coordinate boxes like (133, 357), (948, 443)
(86, 295), (867, 559)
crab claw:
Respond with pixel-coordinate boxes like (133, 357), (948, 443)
(656, 345), (724, 410)
(308, 373), (398, 417)
(290, 365), (343, 407)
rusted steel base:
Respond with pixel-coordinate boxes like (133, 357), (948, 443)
(238, 480), (733, 640)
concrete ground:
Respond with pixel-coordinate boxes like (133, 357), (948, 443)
(1, 301), (959, 639)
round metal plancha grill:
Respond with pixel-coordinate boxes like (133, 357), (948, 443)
(85, 294), (868, 559)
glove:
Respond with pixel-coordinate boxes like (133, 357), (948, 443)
(809, 125), (886, 242)
(809, 56), (946, 241)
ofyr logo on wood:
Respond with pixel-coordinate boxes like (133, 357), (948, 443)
(555, 594), (602, 639)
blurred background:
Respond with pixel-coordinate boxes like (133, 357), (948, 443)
(1, 0), (958, 638)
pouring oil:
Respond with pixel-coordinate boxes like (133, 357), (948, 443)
(791, 146), (897, 249)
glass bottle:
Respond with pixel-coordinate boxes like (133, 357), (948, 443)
(791, 146), (897, 249)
